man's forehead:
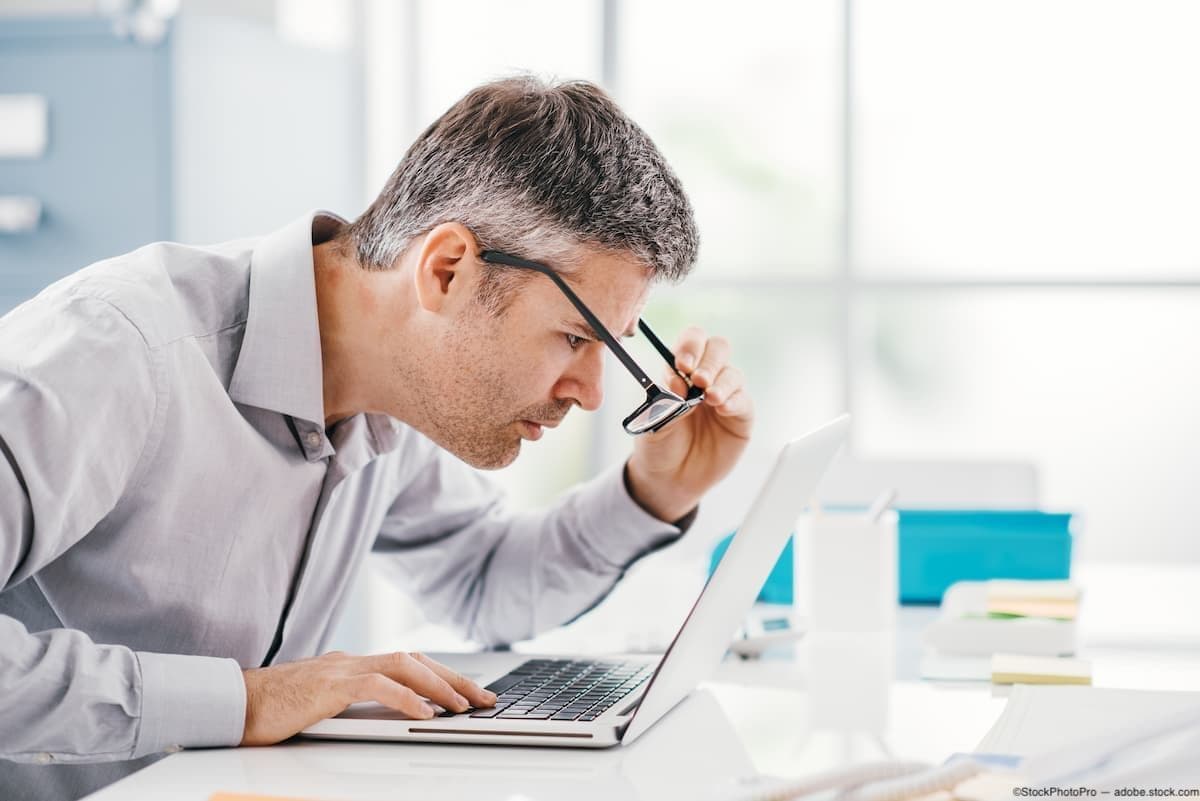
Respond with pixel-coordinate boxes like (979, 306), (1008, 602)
(558, 253), (651, 336)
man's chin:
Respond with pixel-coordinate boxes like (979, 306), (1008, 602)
(445, 434), (522, 470)
(465, 445), (521, 470)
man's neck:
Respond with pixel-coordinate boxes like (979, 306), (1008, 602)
(313, 241), (412, 427)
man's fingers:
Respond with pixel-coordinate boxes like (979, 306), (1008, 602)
(411, 652), (497, 708)
(702, 365), (745, 407)
(711, 387), (753, 420)
(672, 325), (708, 373)
(689, 336), (731, 388)
(366, 652), (470, 713)
(347, 673), (436, 720)
(664, 370), (689, 399)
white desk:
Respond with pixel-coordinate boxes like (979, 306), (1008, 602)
(83, 563), (1200, 801)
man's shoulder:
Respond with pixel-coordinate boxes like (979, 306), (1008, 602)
(51, 236), (260, 350)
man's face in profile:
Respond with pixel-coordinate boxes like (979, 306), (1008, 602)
(405, 250), (651, 470)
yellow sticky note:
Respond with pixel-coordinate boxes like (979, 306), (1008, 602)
(990, 653), (1092, 685)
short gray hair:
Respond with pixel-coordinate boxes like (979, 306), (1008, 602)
(343, 76), (698, 305)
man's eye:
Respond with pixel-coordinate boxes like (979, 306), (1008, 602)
(566, 333), (586, 350)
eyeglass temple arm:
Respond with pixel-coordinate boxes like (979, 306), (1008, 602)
(480, 250), (660, 391)
(636, 319), (692, 386)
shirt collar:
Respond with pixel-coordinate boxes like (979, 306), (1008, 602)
(228, 210), (346, 429)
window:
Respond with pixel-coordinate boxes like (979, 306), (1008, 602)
(853, 0), (1200, 279)
(617, 0), (842, 277)
(854, 290), (1200, 561)
(849, 0), (1200, 561)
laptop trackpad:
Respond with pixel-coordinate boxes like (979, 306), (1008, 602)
(335, 702), (426, 720)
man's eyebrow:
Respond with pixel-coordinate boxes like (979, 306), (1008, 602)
(564, 320), (637, 340)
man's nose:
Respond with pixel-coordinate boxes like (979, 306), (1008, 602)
(554, 344), (605, 412)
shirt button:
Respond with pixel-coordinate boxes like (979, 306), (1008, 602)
(34, 753), (53, 764)
(305, 431), (321, 448)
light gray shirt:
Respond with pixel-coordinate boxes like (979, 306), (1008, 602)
(0, 212), (686, 799)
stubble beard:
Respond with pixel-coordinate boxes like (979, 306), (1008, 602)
(403, 310), (576, 470)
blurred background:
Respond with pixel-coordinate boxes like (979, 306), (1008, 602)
(2, 0), (1197, 653)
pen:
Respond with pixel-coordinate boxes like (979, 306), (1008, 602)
(867, 488), (897, 524)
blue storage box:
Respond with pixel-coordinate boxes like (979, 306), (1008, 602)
(709, 534), (796, 605)
(896, 510), (1072, 603)
(709, 509), (1073, 606)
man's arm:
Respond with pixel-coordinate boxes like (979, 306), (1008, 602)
(0, 287), (498, 756)
(372, 446), (691, 648)
(0, 289), (245, 762)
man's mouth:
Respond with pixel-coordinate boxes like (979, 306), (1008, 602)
(517, 418), (562, 441)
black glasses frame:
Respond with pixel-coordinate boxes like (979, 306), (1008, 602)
(480, 250), (704, 435)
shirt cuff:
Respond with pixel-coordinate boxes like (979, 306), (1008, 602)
(572, 463), (693, 572)
(133, 651), (247, 757)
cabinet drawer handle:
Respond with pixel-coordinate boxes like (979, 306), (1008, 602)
(0, 196), (42, 233)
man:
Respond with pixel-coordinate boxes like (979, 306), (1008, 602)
(0, 77), (752, 799)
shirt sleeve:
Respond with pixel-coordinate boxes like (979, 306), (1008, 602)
(372, 445), (694, 647)
(0, 287), (246, 763)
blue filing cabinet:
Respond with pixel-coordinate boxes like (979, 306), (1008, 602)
(0, 18), (170, 306)
(0, 15), (360, 314)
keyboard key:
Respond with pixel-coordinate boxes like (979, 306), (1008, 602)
(485, 674), (526, 695)
(470, 706), (507, 718)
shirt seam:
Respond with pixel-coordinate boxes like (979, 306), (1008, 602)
(65, 289), (170, 498)
(67, 280), (250, 351)
(160, 318), (248, 349)
(129, 649), (147, 760)
(3, 747), (134, 761)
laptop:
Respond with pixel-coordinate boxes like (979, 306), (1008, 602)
(302, 414), (850, 748)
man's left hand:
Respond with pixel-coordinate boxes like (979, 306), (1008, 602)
(625, 326), (753, 523)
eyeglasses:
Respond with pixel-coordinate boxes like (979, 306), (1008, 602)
(480, 250), (705, 435)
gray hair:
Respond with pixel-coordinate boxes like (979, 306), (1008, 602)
(342, 76), (698, 307)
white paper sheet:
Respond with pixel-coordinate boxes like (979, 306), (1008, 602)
(977, 685), (1200, 756)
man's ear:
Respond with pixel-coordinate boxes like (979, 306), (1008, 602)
(412, 222), (479, 314)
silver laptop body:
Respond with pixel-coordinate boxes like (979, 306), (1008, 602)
(302, 414), (850, 748)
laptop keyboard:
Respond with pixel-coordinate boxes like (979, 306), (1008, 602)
(455, 658), (653, 722)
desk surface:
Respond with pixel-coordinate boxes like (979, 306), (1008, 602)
(83, 563), (1200, 801)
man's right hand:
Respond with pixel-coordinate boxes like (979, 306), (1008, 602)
(241, 650), (498, 746)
